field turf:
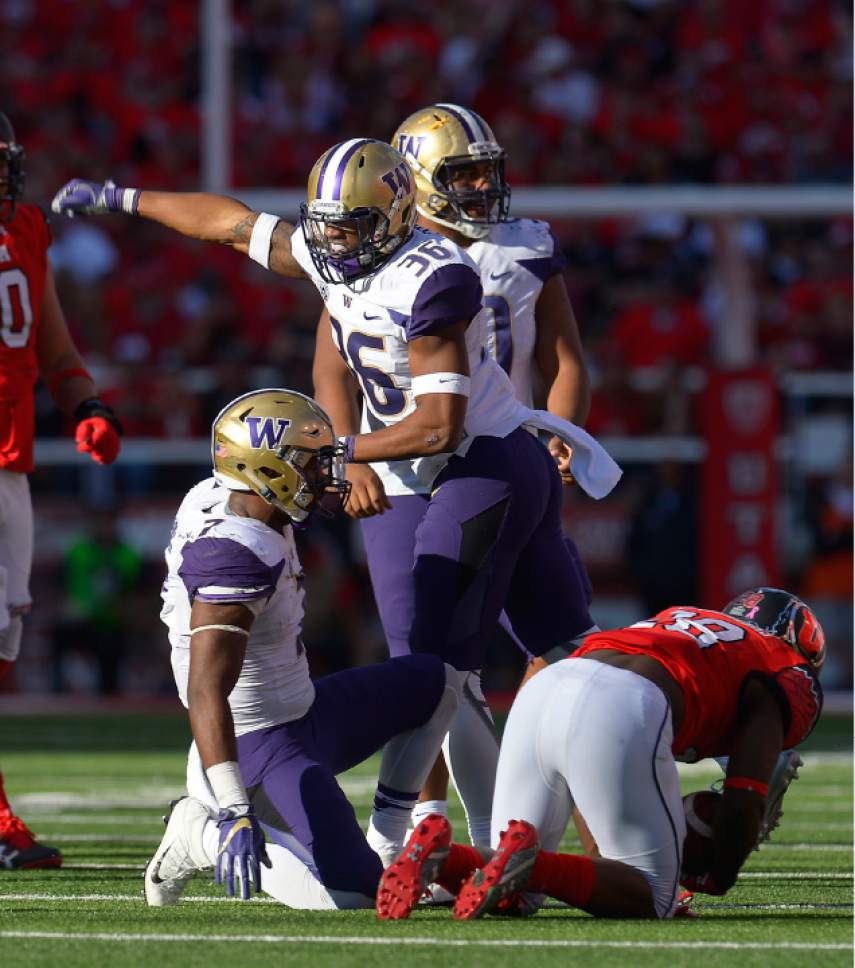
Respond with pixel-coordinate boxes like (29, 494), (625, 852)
(0, 712), (851, 967)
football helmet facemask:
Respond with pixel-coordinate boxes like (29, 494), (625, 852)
(212, 389), (350, 523)
(723, 587), (826, 672)
(300, 139), (417, 284)
(0, 112), (26, 221)
(392, 103), (510, 240)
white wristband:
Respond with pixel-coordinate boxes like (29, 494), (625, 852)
(248, 212), (280, 268)
(206, 760), (250, 811)
(411, 372), (471, 398)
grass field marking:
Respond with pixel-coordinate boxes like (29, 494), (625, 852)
(0, 931), (851, 950)
(754, 843), (852, 852)
(61, 863), (144, 870)
(739, 872), (852, 879)
(44, 834), (162, 843)
(0, 894), (850, 912)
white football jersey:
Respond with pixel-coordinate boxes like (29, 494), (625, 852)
(467, 219), (566, 407)
(160, 477), (314, 736)
(292, 225), (524, 495)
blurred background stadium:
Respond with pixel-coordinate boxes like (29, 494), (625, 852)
(1, 0), (851, 704)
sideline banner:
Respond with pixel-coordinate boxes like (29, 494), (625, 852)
(701, 368), (780, 607)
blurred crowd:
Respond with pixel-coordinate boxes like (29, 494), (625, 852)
(0, 0), (851, 694)
(4, 0), (851, 193)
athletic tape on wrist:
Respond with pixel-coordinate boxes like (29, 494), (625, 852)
(411, 372), (471, 398)
(122, 188), (141, 215)
(723, 776), (769, 797)
(206, 761), (250, 811)
(338, 435), (356, 462)
(249, 212), (280, 268)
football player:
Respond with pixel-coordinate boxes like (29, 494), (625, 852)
(375, 588), (825, 920)
(0, 112), (122, 870)
(52, 141), (620, 864)
(147, 389), (462, 907)
(312, 104), (596, 847)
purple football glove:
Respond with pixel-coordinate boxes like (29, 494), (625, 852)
(215, 806), (270, 900)
(51, 179), (140, 218)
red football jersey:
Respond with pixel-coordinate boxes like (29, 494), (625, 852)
(0, 204), (50, 472)
(574, 606), (823, 760)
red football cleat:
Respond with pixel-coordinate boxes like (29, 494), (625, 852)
(376, 814), (451, 920)
(0, 811), (63, 870)
(453, 819), (539, 920)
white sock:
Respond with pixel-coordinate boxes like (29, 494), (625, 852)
(412, 799), (448, 825)
(369, 664), (461, 849)
(444, 671), (499, 847)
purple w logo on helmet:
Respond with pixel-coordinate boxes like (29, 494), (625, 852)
(246, 416), (291, 450)
(380, 163), (411, 197)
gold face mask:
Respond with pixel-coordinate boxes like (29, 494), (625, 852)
(212, 389), (350, 522)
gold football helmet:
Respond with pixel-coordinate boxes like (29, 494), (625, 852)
(212, 389), (350, 523)
(300, 139), (417, 283)
(391, 104), (510, 239)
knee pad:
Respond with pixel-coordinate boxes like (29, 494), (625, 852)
(0, 614), (22, 663)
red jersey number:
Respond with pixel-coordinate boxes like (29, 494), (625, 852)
(630, 610), (747, 648)
(0, 268), (34, 348)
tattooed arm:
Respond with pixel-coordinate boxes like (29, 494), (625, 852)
(134, 192), (307, 279)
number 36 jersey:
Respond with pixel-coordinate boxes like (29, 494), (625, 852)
(0, 205), (50, 472)
(574, 606), (823, 761)
(292, 225), (525, 495)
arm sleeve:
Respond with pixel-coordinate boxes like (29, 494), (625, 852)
(178, 537), (285, 607)
(774, 666), (824, 748)
(407, 263), (483, 339)
(516, 229), (566, 282)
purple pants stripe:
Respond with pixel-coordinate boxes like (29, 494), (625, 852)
(236, 654), (445, 895)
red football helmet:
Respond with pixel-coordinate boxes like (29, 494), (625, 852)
(723, 587), (826, 672)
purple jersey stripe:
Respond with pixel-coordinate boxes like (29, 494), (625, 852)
(332, 139), (371, 201)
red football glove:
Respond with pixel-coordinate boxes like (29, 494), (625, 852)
(679, 871), (728, 896)
(76, 416), (121, 464)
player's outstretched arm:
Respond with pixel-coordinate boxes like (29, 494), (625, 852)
(187, 600), (270, 899)
(50, 180), (306, 278)
(343, 322), (469, 464)
(37, 264), (122, 464)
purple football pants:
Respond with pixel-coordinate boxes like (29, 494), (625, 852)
(236, 653), (445, 897)
(361, 428), (594, 671)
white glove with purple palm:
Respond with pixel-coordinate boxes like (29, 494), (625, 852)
(51, 179), (140, 217)
(215, 806), (271, 900)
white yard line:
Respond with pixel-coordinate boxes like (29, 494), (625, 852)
(739, 872), (852, 879)
(0, 930), (850, 950)
(0, 893), (850, 911)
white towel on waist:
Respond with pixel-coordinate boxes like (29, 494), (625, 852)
(519, 407), (622, 499)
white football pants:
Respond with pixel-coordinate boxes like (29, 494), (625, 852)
(0, 469), (32, 661)
(491, 657), (686, 918)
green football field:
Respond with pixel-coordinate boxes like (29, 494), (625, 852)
(0, 712), (851, 968)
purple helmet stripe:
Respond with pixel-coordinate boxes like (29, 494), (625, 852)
(315, 146), (339, 200)
(436, 103), (477, 142)
(332, 139), (372, 201)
